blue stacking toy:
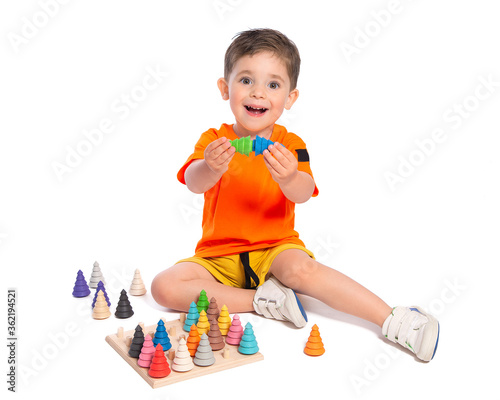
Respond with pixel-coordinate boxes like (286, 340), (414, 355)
(238, 322), (259, 355)
(183, 301), (200, 332)
(253, 136), (275, 156)
(153, 319), (172, 351)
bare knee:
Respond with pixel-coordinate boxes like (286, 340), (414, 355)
(270, 251), (322, 291)
(151, 270), (178, 309)
(151, 262), (215, 311)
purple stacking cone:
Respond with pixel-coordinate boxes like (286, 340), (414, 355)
(92, 281), (111, 308)
(72, 270), (91, 297)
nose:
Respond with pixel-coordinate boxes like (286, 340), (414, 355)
(250, 83), (266, 99)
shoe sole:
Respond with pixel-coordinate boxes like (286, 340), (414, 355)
(269, 277), (308, 328)
(411, 306), (440, 361)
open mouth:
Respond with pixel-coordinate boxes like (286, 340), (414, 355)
(244, 105), (268, 116)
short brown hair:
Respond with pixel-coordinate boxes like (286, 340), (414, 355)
(224, 28), (301, 90)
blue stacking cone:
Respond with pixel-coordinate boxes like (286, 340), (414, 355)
(238, 322), (259, 355)
(153, 319), (172, 351)
(253, 136), (275, 156)
(184, 301), (200, 331)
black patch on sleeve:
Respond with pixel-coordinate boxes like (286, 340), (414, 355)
(296, 149), (310, 162)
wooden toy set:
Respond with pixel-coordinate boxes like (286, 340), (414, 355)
(72, 262), (325, 389)
(105, 316), (264, 388)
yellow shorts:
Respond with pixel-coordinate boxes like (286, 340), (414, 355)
(176, 243), (314, 289)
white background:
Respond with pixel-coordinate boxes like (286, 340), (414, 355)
(1, 0), (499, 398)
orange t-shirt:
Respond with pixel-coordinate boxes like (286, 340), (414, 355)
(177, 123), (319, 258)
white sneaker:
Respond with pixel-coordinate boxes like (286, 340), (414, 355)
(382, 306), (440, 362)
(253, 276), (308, 328)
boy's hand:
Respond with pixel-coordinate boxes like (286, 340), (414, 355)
(263, 142), (315, 203)
(204, 137), (236, 176)
(263, 143), (298, 185)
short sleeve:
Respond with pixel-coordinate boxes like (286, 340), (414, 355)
(177, 128), (218, 184)
(282, 132), (319, 197)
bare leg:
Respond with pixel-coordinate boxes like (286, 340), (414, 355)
(151, 262), (255, 313)
(268, 249), (393, 327)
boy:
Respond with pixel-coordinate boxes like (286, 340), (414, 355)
(151, 28), (439, 362)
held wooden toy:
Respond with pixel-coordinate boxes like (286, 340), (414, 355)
(229, 135), (276, 156)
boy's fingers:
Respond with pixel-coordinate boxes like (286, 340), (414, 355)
(270, 142), (295, 164)
(218, 146), (235, 165)
(263, 149), (283, 173)
(207, 138), (231, 159)
(267, 143), (290, 168)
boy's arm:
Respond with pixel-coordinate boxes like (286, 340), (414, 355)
(263, 143), (316, 204)
(184, 137), (235, 194)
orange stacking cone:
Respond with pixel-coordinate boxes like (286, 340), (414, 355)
(186, 324), (201, 357)
(304, 324), (325, 356)
(148, 343), (171, 378)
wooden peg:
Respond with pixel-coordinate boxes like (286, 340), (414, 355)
(169, 326), (177, 338)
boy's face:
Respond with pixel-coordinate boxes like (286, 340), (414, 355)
(217, 51), (298, 138)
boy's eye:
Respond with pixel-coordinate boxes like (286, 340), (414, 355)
(240, 77), (252, 85)
(269, 82), (280, 89)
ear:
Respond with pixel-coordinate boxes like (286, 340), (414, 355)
(284, 88), (299, 110)
(217, 77), (229, 100)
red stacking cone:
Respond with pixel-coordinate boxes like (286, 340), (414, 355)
(148, 343), (171, 378)
(304, 324), (325, 356)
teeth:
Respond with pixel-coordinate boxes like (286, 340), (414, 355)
(246, 106), (266, 110)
